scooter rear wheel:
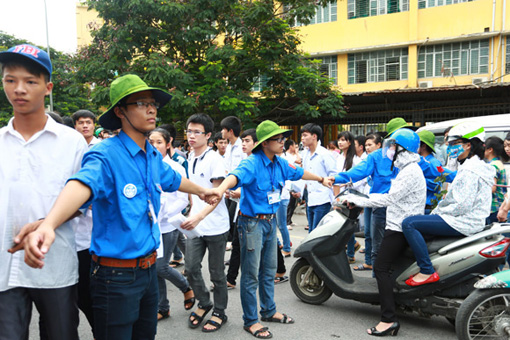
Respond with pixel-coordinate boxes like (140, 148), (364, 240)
(455, 288), (510, 340)
(290, 258), (333, 305)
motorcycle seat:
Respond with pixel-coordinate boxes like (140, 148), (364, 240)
(403, 235), (464, 258)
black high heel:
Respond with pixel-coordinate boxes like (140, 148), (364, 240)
(367, 322), (400, 336)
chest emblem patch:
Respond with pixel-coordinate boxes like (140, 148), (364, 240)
(123, 184), (137, 198)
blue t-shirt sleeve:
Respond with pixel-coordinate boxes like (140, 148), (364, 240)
(68, 149), (113, 207)
(160, 157), (182, 193)
(334, 154), (374, 184)
(230, 157), (255, 190)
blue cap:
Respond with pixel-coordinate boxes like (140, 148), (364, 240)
(0, 44), (52, 80)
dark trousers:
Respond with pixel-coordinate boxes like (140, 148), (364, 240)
(373, 230), (408, 323)
(227, 199), (238, 242)
(227, 224), (241, 286)
(287, 195), (298, 225)
(77, 249), (95, 336)
(0, 285), (79, 340)
(277, 244), (286, 274)
(90, 262), (158, 340)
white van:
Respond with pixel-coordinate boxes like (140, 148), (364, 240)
(417, 113), (510, 168)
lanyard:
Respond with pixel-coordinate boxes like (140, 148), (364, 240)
(118, 136), (156, 223)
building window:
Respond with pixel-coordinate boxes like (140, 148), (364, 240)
(286, 1), (337, 27)
(348, 49), (408, 84)
(506, 36), (510, 74)
(418, 0), (475, 9)
(317, 56), (338, 85)
(417, 40), (489, 78)
(252, 74), (269, 92)
(348, 0), (409, 19)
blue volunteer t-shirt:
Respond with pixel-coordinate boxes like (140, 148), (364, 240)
(69, 131), (182, 259)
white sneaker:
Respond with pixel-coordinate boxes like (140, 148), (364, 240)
(287, 225), (293, 230)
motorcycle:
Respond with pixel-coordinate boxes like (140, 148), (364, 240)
(455, 269), (510, 339)
(290, 188), (510, 326)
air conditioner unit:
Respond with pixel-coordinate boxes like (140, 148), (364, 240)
(418, 81), (432, 88)
(472, 77), (488, 85)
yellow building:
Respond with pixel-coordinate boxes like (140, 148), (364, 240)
(76, 2), (102, 49)
(292, 0), (510, 134)
(76, 0), (510, 135)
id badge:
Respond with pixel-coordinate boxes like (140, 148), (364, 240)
(148, 200), (158, 225)
(267, 190), (281, 205)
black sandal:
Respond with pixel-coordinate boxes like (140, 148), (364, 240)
(202, 311), (228, 332)
(188, 305), (213, 329)
(157, 310), (169, 321)
(244, 325), (273, 339)
(261, 313), (294, 324)
(183, 286), (195, 310)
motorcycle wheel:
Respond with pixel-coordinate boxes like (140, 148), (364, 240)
(290, 258), (333, 305)
(455, 289), (510, 340)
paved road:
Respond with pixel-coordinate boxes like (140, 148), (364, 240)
(30, 206), (458, 339)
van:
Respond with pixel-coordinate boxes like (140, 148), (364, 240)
(417, 114), (510, 172)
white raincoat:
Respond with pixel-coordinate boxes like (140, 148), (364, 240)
(343, 151), (426, 232)
(432, 155), (495, 235)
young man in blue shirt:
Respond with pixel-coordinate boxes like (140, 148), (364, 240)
(214, 120), (333, 338)
(12, 74), (220, 340)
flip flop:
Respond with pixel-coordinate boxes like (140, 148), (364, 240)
(274, 276), (289, 284)
(353, 264), (372, 271)
(261, 313), (294, 324)
(244, 326), (273, 339)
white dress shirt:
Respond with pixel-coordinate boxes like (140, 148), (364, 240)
(73, 136), (101, 252)
(0, 116), (87, 291)
(302, 145), (338, 206)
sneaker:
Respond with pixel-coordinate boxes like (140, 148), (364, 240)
(287, 225), (293, 230)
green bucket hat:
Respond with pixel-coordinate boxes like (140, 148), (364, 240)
(252, 120), (293, 151)
(418, 130), (436, 152)
(98, 74), (172, 130)
(385, 117), (409, 137)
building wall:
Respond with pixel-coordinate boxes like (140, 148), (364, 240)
(76, 4), (101, 49)
(296, 0), (510, 93)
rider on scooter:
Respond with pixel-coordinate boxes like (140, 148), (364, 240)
(340, 128), (426, 337)
(402, 121), (495, 287)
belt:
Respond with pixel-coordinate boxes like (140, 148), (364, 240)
(92, 251), (157, 269)
(239, 211), (276, 221)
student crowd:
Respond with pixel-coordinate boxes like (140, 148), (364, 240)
(1, 43), (508, 340)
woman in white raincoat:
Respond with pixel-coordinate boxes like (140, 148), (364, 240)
(341, 128), (426, 337)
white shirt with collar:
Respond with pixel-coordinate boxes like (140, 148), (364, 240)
(73, 136), (101, 252)
(302, 144), (338, 207)
(224, 137), (246, 172)
(188, 148), (229, 236)
(0, 115), (88, 292)
(158, 155), (189, 234)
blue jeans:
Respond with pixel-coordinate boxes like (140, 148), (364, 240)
(346, 235), (357, 259)
(402, 214), (463, 275)
(157, 230), (190, 313)
(307, 202), (331, 233)
(276, 199), (291, 252)
(370, 207), (387, 266)
(90, 260), (158, 340)
(238, 215), (278, 327)
(364, 208), (373, 266)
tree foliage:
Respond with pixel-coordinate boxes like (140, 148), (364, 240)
(0, 31), (98, 126)
(77, 0), (344, 127)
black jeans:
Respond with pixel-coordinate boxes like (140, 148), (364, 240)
(373, 230), (408, 323)
(77, 249), (95, 336)
(287, 195), (298, 225)
(227, 225), (241, 286)
(0, 285), (79, 340)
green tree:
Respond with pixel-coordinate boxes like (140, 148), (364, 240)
(76, 0), (344, 126)
(0, 31), (98, 126)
